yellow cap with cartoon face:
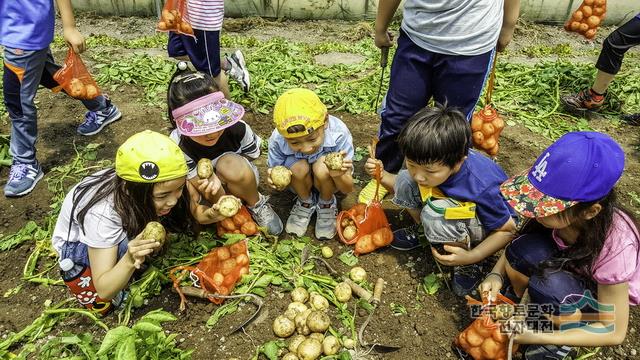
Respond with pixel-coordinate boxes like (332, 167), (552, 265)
(273, 88), (327, 138)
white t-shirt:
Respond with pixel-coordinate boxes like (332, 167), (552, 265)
(401, 0), (504, 56)
(51, 170), (128, 256)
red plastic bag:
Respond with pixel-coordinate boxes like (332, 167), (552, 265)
(170, 240), (250, 308)
(337, 139), (393, 255)
(454, 293), (519, 360)
(157, 0), (194, 36)
(53, 47), (101, 100)
(564, 0), (606, 39)
(471, 59), (504, 157)
(216, 206), (259, 238)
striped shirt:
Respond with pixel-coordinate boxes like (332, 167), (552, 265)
(185, 0), (225, 31)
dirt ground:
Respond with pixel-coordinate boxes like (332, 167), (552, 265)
(0, 16), (639, 360)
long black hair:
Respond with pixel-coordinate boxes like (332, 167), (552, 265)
(167, 64), (219, 129)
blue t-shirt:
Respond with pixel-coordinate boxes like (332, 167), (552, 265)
(0, 0), (55, 50)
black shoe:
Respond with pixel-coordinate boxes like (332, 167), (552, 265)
(524, 345), (575, 360)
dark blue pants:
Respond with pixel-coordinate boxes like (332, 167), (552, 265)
(168, 30), (221, 76)
(375, 30), (494, 173)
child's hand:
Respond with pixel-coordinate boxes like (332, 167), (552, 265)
(196, 174), (223, 199)
(478, 273), (504, 302)
(374, 30), (394, 49)
(324, 151), (353, 178)
(63, 28), (86, 53)
(206, 204), (227, 223)
(364, 157), (383, 177)
(127, 235), (162, 269)
(431, 245), (478, 266)
(266, 167), (286, 191)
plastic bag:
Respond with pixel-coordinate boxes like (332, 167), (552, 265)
(216, 206), (259, 237)
(564, 0), (606, 39)
(157, 0), (194, 36)
(471, 59), (504, 157)
(170, 240), (250, 306)
(454, 293), (518, 360)
(52, 47), (101, 100)
(337, 139), (393, 255)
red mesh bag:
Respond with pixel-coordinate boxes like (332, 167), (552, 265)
(564, 0), (606, 40)
(170, 240), (250, 308)
(52, 47), (101, 100)
(157, 0), (194, 36)
(454, 293), (519, 360)
(216, 206), (259, 237)
(337, 140), (393, 255)
(471, 59), (504, 157)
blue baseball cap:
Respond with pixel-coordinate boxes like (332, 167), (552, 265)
(500, 131), (624, 218)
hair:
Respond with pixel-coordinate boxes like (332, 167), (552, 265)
(397, 103), (471, 168)
(286, 124), (307, 135)
(535, 189), (639, 276)
(70, 169), (193, 239)
(167, 66), (219, 128)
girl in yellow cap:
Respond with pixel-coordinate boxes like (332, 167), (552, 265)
(51, 130), (213, 314)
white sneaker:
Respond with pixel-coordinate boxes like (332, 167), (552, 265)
(285, 196), (316, 237)
(226, 50), (250, 92)
(315, 196), (338, 240)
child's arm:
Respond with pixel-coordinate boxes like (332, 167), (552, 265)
(375, 0), (402, 48)
(515, 282), (630, 346)
(364, 157), (396, 193)
(498, 0), (521, 51)
(55, 0), (86, 53)
(189, 174), (223, 205)
(186, 181), (226, 224)
(432, 217), (517, 266)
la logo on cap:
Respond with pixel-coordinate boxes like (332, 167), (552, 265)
(532, 152), (550, 182)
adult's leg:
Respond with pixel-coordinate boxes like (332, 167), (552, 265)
(592, 16), (640, 93)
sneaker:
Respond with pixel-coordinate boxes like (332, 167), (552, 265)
(248, 194), (283, 235)
(286, 196), (316, 237)
(315, 196), (338, 240)
(77, 100), (122, 136)
(226, 50), (250, 92)
(560, 88), (605, 114)
(390, 224), (423, 251)
(622, 113), (640, 126)
(358, 179), (388, 205)
(452, 262), (487, 297)
(4, 161), (44, 197)
(524, 345), (575, 360)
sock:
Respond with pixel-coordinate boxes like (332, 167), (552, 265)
(299, 195), (314, 205)
(318, 196), (335, 206)
(589, 88), (605, 98)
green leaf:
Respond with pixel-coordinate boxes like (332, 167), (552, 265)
(140, 309), (176, 323)
(115, 336), (136, 360)
(259, 340), (283, 360)
(206, 301), (239, 328)
(338, 251), (358, 266)
(98, 326), (135, 355)
(132, 321), (162, 333)
(422, 273), (442, 296)
(253, 274), (274, 288)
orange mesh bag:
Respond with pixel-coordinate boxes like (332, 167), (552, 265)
(337, 140), (393, 255)
(52, 47), (101, 100)
(157, 0), (194, 36)
(564, 0), (606, 40)
(216, 206), (259, 237)
(170, 240), (250, 309)
(471, 58), (505, 157)
(454, 293), (519, 360)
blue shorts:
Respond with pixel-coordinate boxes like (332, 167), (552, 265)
(506, 233), (595, 316)
(168, 30), (221, 76)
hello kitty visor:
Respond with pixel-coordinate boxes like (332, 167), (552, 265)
(172, 92), (245, 136)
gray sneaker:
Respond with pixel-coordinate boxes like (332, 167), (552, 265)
(286, 196), (316, 237)
(248, 194), (283, 235)
(4, 161), (44, 197)
(225, 50), (250, 92)
(315, 196), (338, 240)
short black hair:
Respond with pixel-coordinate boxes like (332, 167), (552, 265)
(397, 103), (471, 168)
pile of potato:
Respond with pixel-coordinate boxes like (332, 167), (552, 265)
(157, 8), (193, 35)
(198, 241), (250, 301)
(455, 303), (517, 360)
(67, 78), (99, 100)
(217, 206), (258, 237)
(338, 204), (366, 244)
(471, 105), (504, 157)
(564, 0), (606, 39)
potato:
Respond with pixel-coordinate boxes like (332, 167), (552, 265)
(354, 234), (373, 253)
(273, 315), (296, 338)
(241, 221), (258, 235)
(179, 22), (193, 34)
(235, 253), (249, 266)
(342, 225), (357, 240)
(220, 258), (237, 275)
(472, 131), (484, 146)
(158, 21), (168, 30)
(465, 328), (484, 347)
(288, 301), (309, 316)
(306, 311), (330, 333)
(284, 308), (299, 321)
(322, 335), (341, 356)
(69, 78), (86, 98)
(270, 165), (292, 188)
(85, 84), (98, 99)
(291, 287), (309, 304)
(229, 241), (245, 256)
(309, 333), (324, 343)
(481, 122), (496, 137)
(197, 158), (214, 179)
(288, 335), (307, 353)
(334, 282), (352, 303)
(342, 338), (355, 349)
(321, 246), (333, 258)
(297, 339), (322, 360)
(324, 152), (344, 171)
(282, 353), (299, 360)
(295, 309), (312, 335)
(309, 293), (329, 311)
(142, 221), (166, 245)
(212, 272), (224, 286)
(217, 247), (231, 260)
(239, 266), (250, 276)
(481, 337), (500, 359)
(217, 195), (241, 217)
(349, 267), (367, 282)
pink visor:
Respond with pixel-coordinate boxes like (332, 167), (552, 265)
(171, 92), (245, 136)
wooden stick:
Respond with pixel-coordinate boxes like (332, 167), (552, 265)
(372, 278), (384, 305)
(343, 278), (372, 301)
(172, 285), (211, 299)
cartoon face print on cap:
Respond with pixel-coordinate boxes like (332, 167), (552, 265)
(139, 161), (159, 180)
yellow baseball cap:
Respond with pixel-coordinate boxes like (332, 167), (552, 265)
(115, 130), (188, 183)
(273, 88), (327, 138)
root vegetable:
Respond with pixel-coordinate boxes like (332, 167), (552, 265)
(223, 274), (236, 287)
(342, 225), (357, 240)
(306, 311), (330, 333)
(586, 15), (600, 28)
(582, 5), (593, 17)
(481, 337), (500, 359)
(158, 21), (168, 30)
(342, 338), (355, 349)
(467, 347), (484, 360)
(309, 333), (324, 343)
(284, 308), (298, 321)
(349, 267), (367, 282)
(355, 234), (375, 254)
(229, 241), (245, 256)
(217, 247), (231, 261)
(324, 152), (344, 170)
(291, 287), (309, 303)
(492, 327), (508, 343)
(239, 266), (250, 277)
(288, 335), (307, 353)
(273, 315), (296, 338)
(217, 195), (241, 217)
(572, 10), (584, 21)
(321, 246), (333, 258)
(481, 122), (495, 137)
(282, 353), (299, 360)
(570, 21), (581, 31)
(235, 254), (249, 266)
(483, 136), (496, 149)
(288, 302), (308, 316)
(578, 22), (589, 33)
(142, 221), (166, 245)
(355, 215), (365, 223)
(340, 218), (353, 228)
(372, 228), (392, 247)
(85, 84), (98, 99)
(212, 272), (224, 286)
(197, 158), (213, 179)
(322, 336), (340, 356)
(593, 6), (605, 15)
(297, 339), (322, 360)
(220, 218), (236, 231)
(232, 212), (251, 227)
(295, 309), (312, 335)
(309, 293), (329, 311)
(220, 258), (237, 275)
(240, 221), (258, 235)
(466, 328), (484, 347)
(334, 282), (352, 303)
(270, 165), (292, 188)
(472, 131), (485, 145)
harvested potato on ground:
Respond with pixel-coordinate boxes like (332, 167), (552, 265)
(142, 221), (166, 245)
(270, 165), (292, 188)
(288, 335), (307, 353)
(295, 309), (312, 335)
(321, 246), (333, 258)
(342, 338), (355, 349)
(309, 293), (329, 311)
(217, 195), (242, 217)
(334, 282), (352, 303)
(273, 315), (296, 338)
(306, 311), (330, 333)
(197, 158), (214, 179)
(342, 225), (357, 240)
(309, 333), (324, 343)
(322, 336), (341, 356)
(324, 152), (344, 170)
(349, 267), (367, 282)
(291, 287), (309, 303)
(297, 339), (322, 360)
(287, 302), (308, 316)
(282, 353), (299, 360)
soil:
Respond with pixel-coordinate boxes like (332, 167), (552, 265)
(0, 16), (639, 360)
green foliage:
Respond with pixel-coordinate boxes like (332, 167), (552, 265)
(422, 273), (442, 296)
